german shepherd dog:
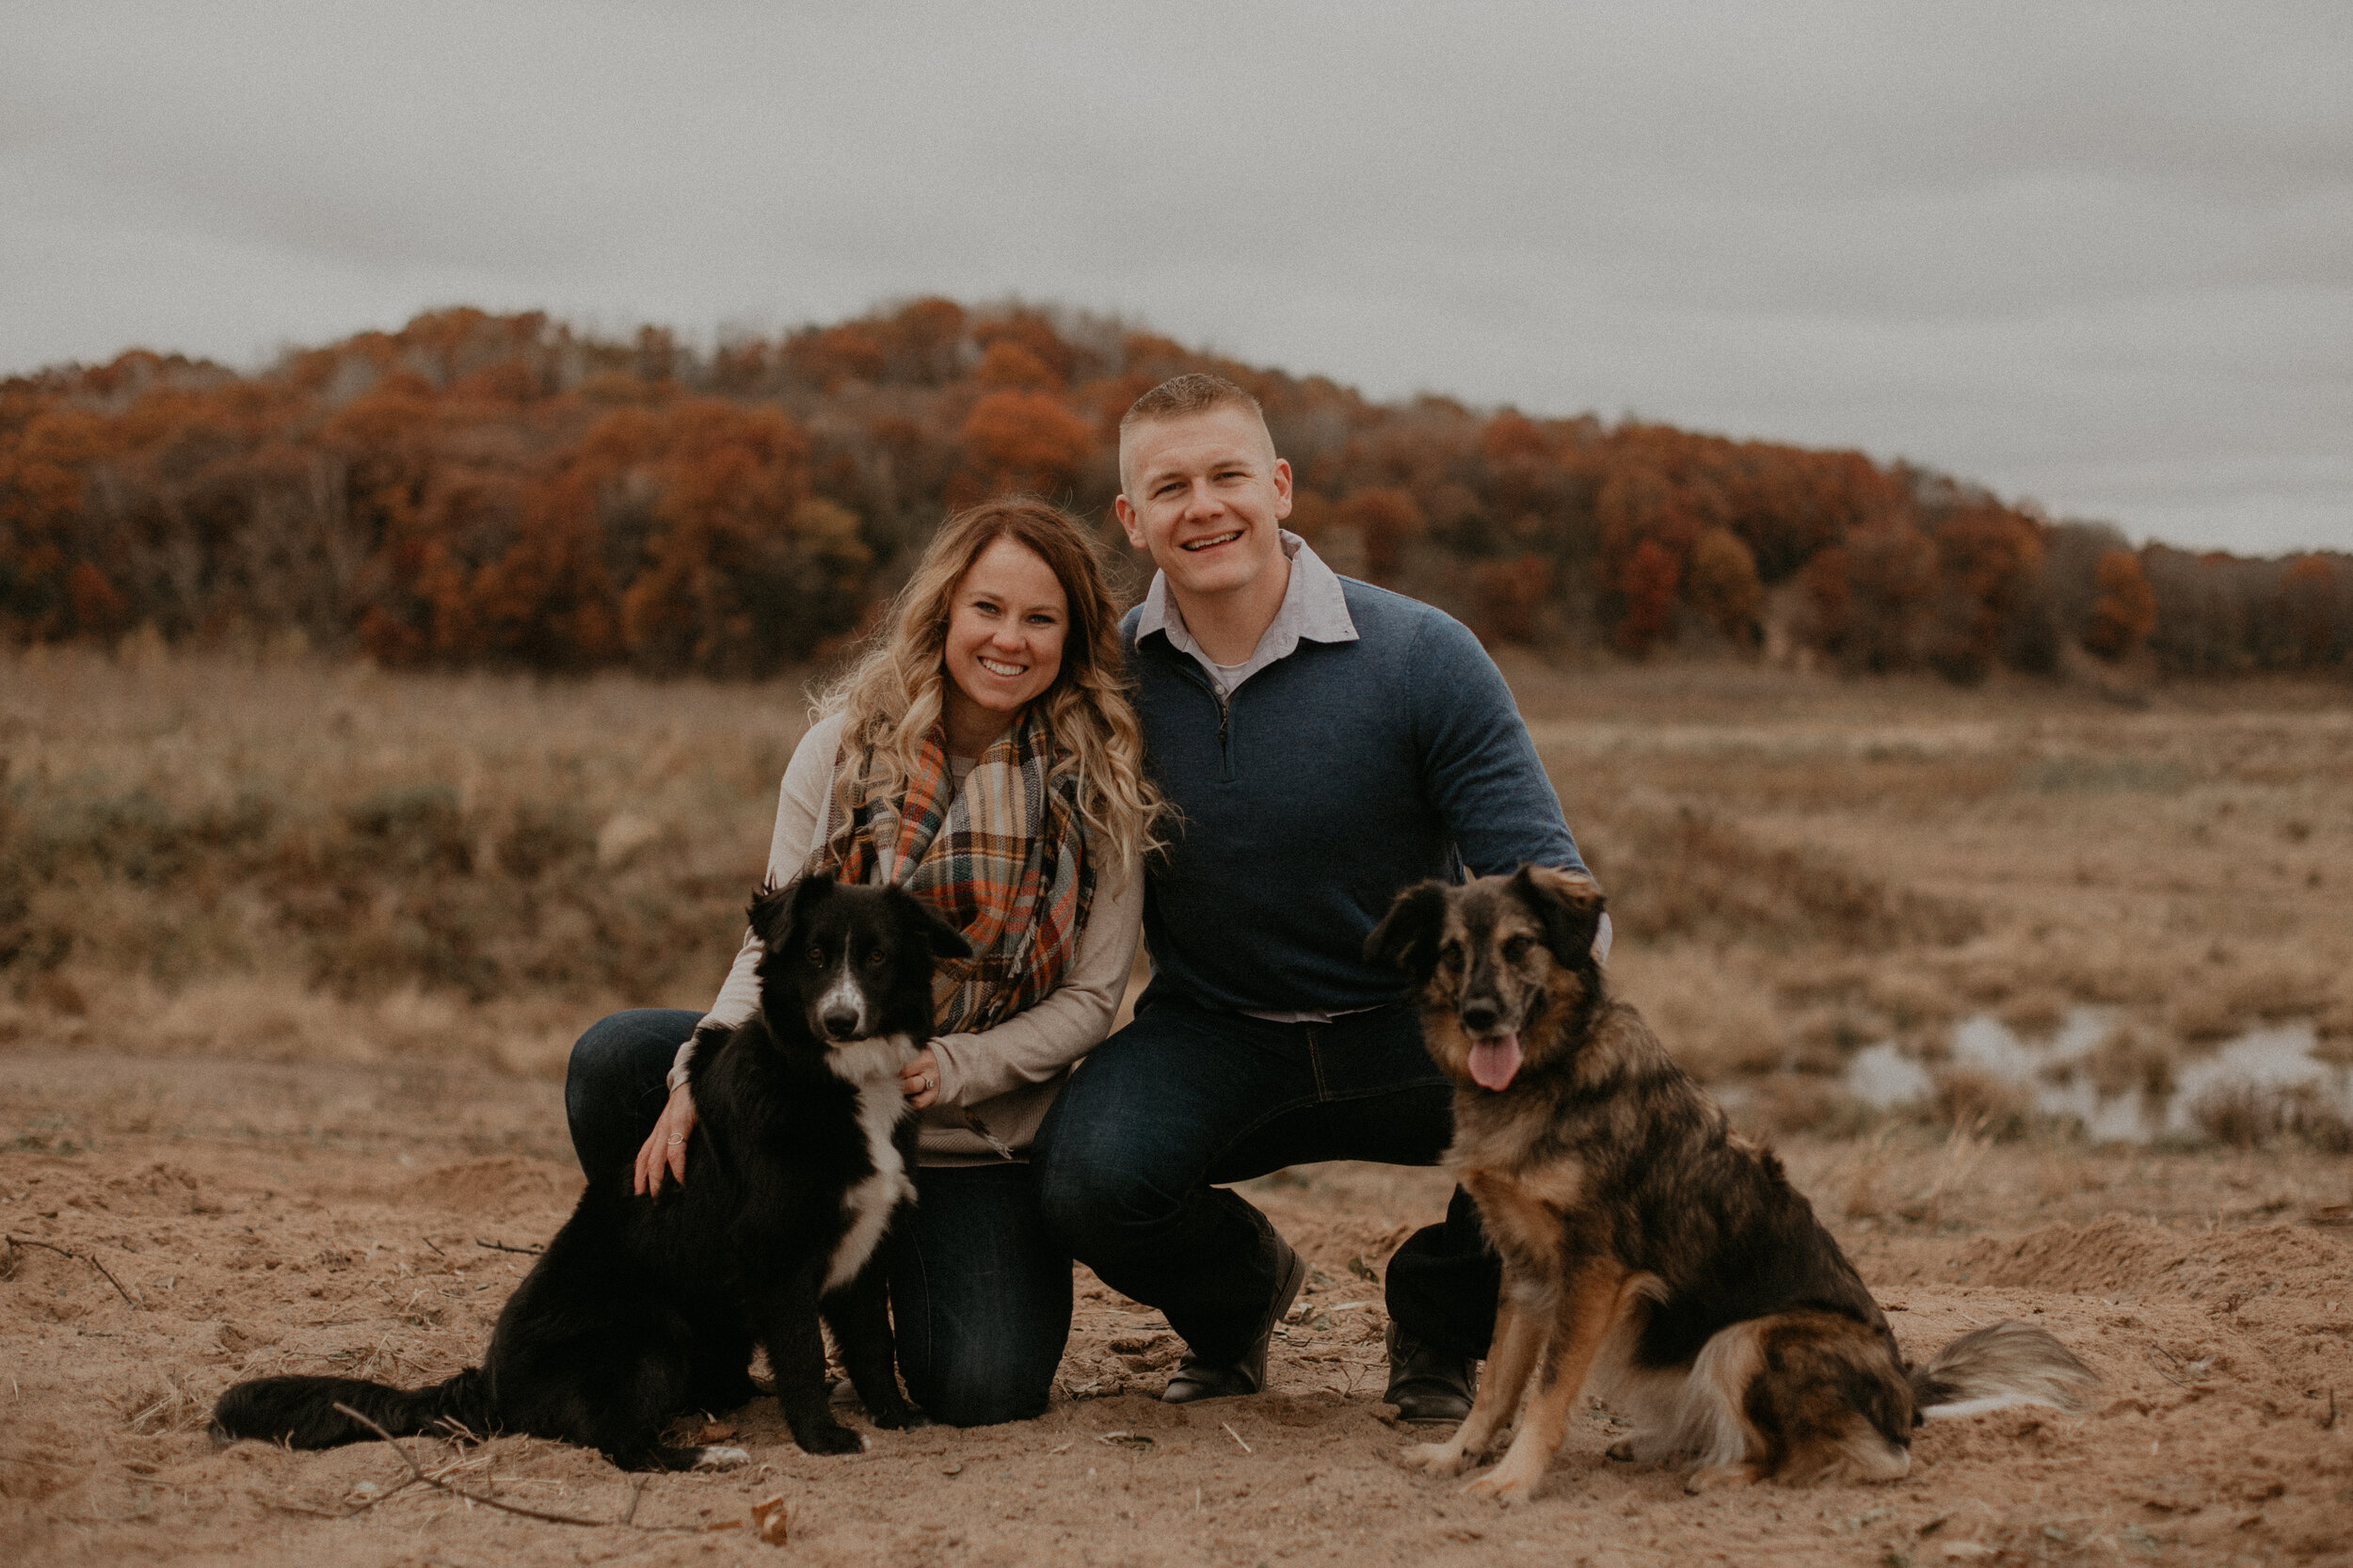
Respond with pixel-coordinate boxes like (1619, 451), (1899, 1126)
(211, 874), (968, 1470)
(1368, 866), (2096, 1503)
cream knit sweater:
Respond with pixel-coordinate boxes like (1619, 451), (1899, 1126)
(670, 711), (1144, 1166)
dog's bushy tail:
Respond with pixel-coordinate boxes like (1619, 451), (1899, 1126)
(1910, 1320), (2099, 1420)
(210, 1368), (489, 1448)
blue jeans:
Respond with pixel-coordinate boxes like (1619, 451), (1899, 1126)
(565, 1010), (1072, 1428)
(1031, 995), (1500, 1366)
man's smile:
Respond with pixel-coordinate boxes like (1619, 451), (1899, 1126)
(1180, 529), (1244, 552)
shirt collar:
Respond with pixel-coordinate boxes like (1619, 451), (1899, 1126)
(1136, 531), (1359, 663)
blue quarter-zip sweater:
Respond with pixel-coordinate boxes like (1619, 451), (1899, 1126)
(1123, 579), (1587, 1016)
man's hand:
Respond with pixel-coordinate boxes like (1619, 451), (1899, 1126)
(635, 1083), (697, 1195)
(899, 1047), (940, 1111)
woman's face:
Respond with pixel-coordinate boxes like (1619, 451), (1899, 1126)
(940, 536), (1069, 746)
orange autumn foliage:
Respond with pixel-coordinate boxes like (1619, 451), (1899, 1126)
(2, 303), (2337, 680)
(2083, 547), (2158, 661)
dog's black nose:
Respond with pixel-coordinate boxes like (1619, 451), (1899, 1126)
(1460, 1000), (1501, 1033)
(821, 1007), (861, 1040)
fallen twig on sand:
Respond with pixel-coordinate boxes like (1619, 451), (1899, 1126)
(5, 1233), (143, 1308)
(258, 1466), (431, 1522)
(263, 1498), (382, 1520)
(2146, 1345), (2212, 1389)
(1222, 1421), (1253, 1454)
(328, 1402), (718, 1531)
(474, 1238), (545, 1256)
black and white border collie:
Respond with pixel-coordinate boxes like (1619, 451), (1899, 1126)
(211, 874), (968, 1470)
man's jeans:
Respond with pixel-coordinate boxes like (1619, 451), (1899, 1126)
(565, 1009), (1072, 1428)
(1032, 995), (1500, 1367)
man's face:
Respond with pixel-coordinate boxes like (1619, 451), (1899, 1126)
(1115, 405), (1293, 606)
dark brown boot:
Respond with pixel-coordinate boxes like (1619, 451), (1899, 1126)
(1161, 1236), (1309, 1403)
(1383, 1322), (1476, 1422)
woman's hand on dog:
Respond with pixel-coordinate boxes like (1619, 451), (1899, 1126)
(635, 1085), (698, 1195)
(899, 1047), (940, 1111)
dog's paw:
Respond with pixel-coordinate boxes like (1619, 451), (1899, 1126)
(1684, 1461), (1762, 1494)
(690, 1445), (751, 1471)
(865, 1399), (921, 1432)
(792, 1423), (867, 1457)
(1463, 1462), (1544, 1504)
(1401, 1439), (1470, 1476)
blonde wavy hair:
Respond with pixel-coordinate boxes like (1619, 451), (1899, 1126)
(818, 498), (1162, 874)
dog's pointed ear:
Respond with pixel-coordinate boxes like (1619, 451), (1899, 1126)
(1365, 880), (1450, 978)
(888, 886), (972, 961)
(1512, 864), (1605, 965)
(751, 873), (833, 951)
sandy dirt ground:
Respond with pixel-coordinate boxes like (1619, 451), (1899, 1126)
(3, 1049), (2349, 1568)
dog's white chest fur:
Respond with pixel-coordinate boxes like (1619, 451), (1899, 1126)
(822, 1033), (919, 1293)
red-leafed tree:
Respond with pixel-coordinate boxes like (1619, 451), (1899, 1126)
(1471, 552), (1554, 644)
(1612, 537), (1683, 656)
(1926, 503), (2043, 680)
(958, 391), (1095, 500)
(784, 324), (888, 392)
(0, 404), (107, 638)
(605, 399), (868, 672)
(1337, 488), (1425, 584)
(471, 472), (620, 664)
(1685, 527), (1763, 646)
(1837, 522), (1937, 671)
(975, 341), (1062, 392)
(2281, 554), (2340, 668)
(2082, 547), (2157, 661)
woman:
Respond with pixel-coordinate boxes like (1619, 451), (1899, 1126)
(565, 497), (1156, 1427)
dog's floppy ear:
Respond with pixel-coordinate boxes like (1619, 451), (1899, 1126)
(750, 873), (833, 952)
(1365, 880), (1450, 978)
(1511, 864), (1605, 965)
(886, 885), (972, 961)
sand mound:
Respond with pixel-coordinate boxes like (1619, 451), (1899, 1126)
(403, 1156), (580, 1217)
(100, 1161), (218, 1215)
(1949, 1213), (2350, 1301)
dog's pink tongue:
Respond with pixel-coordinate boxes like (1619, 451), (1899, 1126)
(1467, 1032), (1523, 1091)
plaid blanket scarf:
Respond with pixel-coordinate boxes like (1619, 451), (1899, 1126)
(815, 704), (1095, 1036)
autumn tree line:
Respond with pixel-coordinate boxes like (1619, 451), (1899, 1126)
(3, 302), (2345, 680)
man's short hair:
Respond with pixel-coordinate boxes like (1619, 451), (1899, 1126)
(1119, 372), (1264, 433)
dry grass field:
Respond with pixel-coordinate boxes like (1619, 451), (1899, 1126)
(4, 643), (2351, 1566)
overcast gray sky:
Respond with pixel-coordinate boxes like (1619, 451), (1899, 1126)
(5, 1), (2346, 553)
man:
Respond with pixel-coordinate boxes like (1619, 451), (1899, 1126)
(1030, 373), (1596, 1416)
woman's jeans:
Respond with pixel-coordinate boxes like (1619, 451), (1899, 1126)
(565, 1009), (1072, 1428)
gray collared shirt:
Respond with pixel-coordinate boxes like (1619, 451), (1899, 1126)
(1135, 531), (1357, 701)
